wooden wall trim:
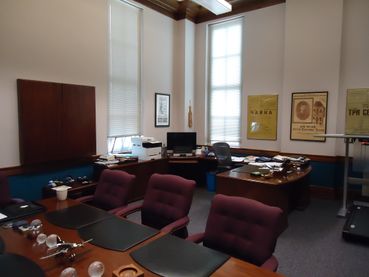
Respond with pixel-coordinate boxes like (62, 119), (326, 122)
(1, 146), (345, 177)
(134, 0), (285, 23)
(134, 0), (178, 19)
(1, 151), (343, 177)
(310, 185), (368, 201)
(195, 0), (285, 23)
(310, 186), (337, 200)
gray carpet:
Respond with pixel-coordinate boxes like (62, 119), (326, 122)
(128, 187), (369, 277)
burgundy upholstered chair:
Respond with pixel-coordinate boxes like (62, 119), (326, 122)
(188, 194), (283, 272)
(75, 169), (135, 214)
(0, 172), (24, 208)
(115, 173), (196, 238)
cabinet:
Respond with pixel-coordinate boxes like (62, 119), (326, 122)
(42, 181), (97, 199)
(17, 79), (96, 165)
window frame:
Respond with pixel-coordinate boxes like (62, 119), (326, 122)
(107, 0), (143, 153)
(206, 16), (244, 147)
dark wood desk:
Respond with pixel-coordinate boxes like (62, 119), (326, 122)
(216, 166), (312, 229)
(95, 157), (217, 200)
(168, 156), (217, 185)
(0, 198), (284, 277)
(94, 159), (168, 202)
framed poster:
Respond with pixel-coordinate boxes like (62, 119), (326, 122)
(155, 93), (170, 127)
(247, 95), (278, 140)
(290, 91), (328, 141)
(346, 88), (369, 135)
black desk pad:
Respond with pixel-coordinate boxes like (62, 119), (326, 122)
(0, 253), (45, 277)
(131, 234), (230, 277)
(0, 236), (4, 254)
(78, 216), (159, 251)
(45, 204), (112, 229)
(0, 202), (45, 223)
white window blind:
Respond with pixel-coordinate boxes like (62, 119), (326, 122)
(108, 0), (141, 140)
(208, 18), (243, 146)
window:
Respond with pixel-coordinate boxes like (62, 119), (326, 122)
(207, 18), (243, 146)
(108, 0), (142, 153)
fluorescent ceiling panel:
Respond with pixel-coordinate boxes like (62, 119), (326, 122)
(192, 0), (232, 15)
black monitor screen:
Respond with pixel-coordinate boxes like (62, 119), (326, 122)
(167, 132), (197, 154)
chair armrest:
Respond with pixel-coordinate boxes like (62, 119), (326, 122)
(114, 203), (143, 217)
(186, 232), (205, 244)
(260, 255), (278, 272)
(161, 216), (189, 234)
(108, 205), (128, 214)
(74, 195), (94, 203)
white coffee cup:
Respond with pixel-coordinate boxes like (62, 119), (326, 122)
(52, 185), (71, 201)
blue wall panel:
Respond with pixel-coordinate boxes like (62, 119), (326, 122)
(8, 165), (94, 201)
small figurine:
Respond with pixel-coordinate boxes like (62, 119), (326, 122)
(40, 236), (92, 261)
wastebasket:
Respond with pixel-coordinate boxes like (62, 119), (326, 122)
(206, 171), (217, 192)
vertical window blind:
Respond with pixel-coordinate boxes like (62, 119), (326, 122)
(108, 0), (142, 152)
(208, 18), (243, 146)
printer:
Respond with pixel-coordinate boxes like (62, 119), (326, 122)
(131, 136), (162, 160)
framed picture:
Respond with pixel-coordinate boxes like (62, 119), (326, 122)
(247, 95), (278, 140)
(155, 93), (170, 127)
(346, 88), (369, 135)
(290, 91), (328, 141)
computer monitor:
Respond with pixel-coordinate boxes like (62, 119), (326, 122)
(167, 132), (197, 155)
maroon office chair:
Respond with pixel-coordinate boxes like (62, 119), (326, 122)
(75, 169), (135, 214)
(188, 194), (283, 272)
(115, 173), (196, 238)
(0, 172), (24, 208)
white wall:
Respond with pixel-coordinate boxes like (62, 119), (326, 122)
(140, 7), (178, 143)
(194, 20), (208, 144)
(195, 0), (369, 157)
(281, 0), (343, 155)
(173, 20), (186, 132)
(194, 4), (286, 150)
(184, 20), (196, 132)
(0, 0), (108, 167)
(241, 5), (285, 151)
(0, 0), (177, 167)
(1, 0), (368, 167)
(336, 0), (369, 156)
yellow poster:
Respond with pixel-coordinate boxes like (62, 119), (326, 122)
(247, 95), (278, 140)
(290, 92), (328, 141)
(346, 88), (369, 135)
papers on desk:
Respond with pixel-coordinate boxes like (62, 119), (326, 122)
(273, 155), (305, 162)
(231, 156), (245, 162)
(249, 162), (283, 171)
(94, 160), (120, 165)
(0, 213), (7, 220)
(231, 155), (259, 163)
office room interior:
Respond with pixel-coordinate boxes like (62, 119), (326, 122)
(1, 0), (369, 276)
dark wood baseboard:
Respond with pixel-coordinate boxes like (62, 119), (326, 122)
(310, 185), (369, 202)
(310, 186), (337, 200)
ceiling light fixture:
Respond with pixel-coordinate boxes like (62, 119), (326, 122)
(192, 0), (232, 15)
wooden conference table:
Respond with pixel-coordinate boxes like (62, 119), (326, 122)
(0, 198), (284, 277)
